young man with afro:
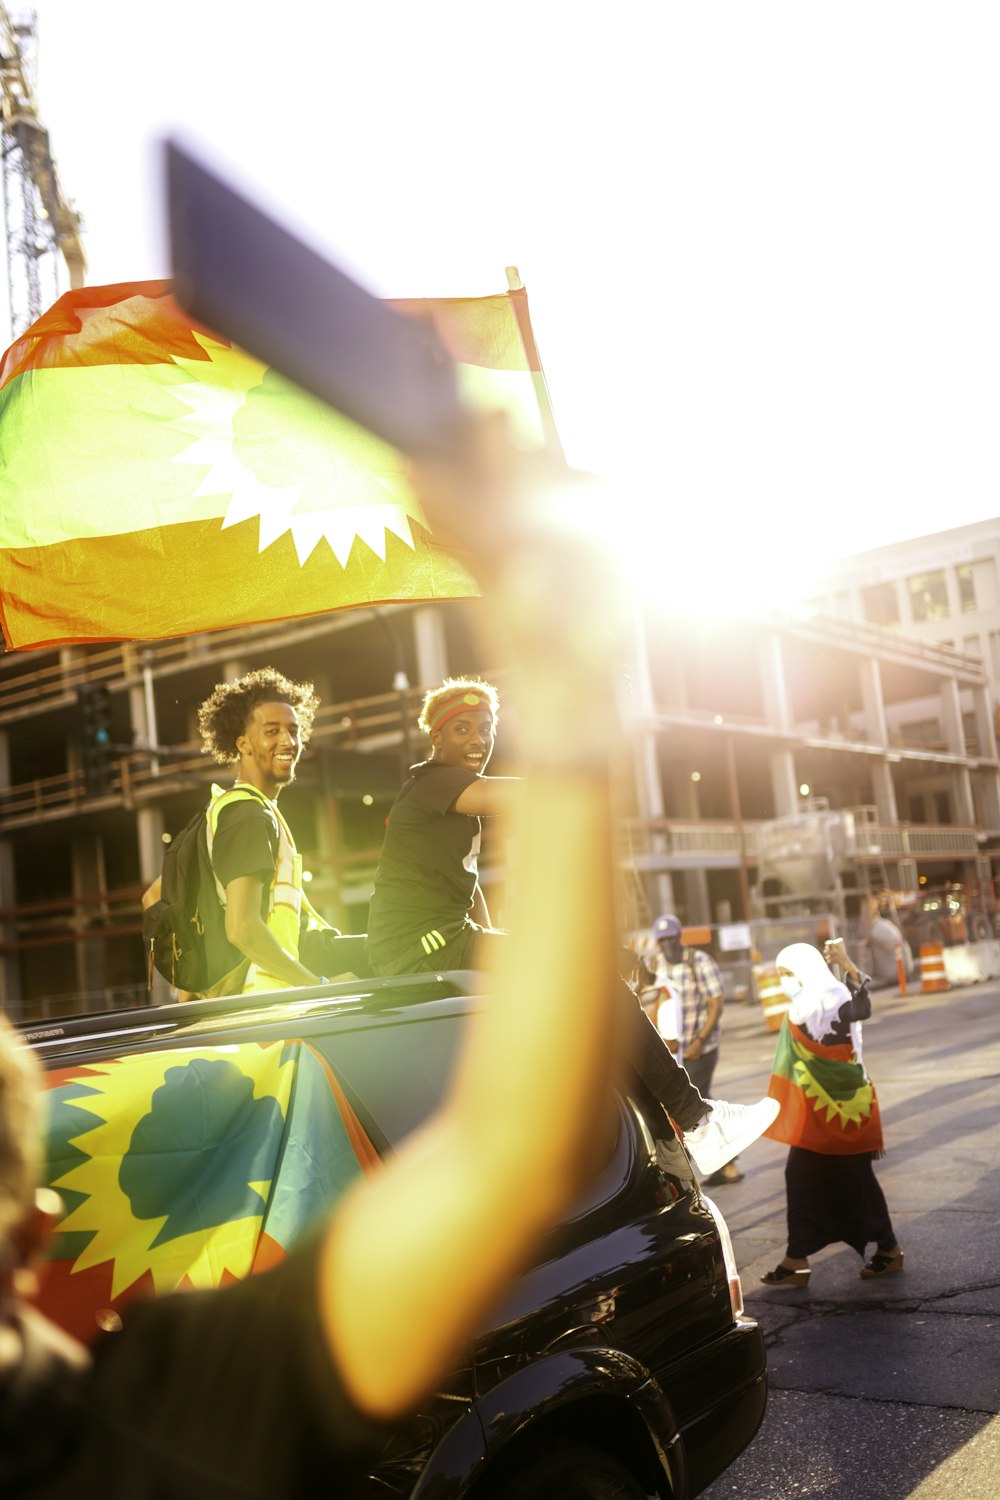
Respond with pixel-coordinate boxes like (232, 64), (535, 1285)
(193, 666), (333, 994)
(366, 676), (518, 976)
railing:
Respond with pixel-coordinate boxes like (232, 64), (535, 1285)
(624, 813), (982, 866)
(775, 607), (988, 681)
(0, 608), (422, 719)
(0, 683), (453, 827)
(623, 820), (759, 866)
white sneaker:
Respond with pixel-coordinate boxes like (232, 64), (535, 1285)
(682, 1097), (780, 1178)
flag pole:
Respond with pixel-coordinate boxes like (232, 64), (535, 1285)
(505, 266), (565, 463)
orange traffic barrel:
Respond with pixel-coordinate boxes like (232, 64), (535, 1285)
(754, 964), (789, 1031)
(919, 943), (949, 993)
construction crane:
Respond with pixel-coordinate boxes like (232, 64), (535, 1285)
(0, 5), (85, 337)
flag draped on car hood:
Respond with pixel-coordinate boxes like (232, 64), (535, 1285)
(35, 1040), (378, 1345)
(0, 279), (548, 648)
(764, 1019), (884, 1156)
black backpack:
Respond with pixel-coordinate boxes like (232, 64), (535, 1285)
(143, 787), (270, 993)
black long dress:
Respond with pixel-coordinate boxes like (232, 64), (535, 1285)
(785, 975), (898, 1259)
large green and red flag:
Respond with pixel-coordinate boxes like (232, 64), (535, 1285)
(34, 1040), (378, 1345)
(0, 279), (551, 649)
(764, 1019), (884, 1156)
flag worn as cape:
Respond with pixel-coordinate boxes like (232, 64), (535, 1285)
(764, 1018), (884, 1156)
(34, 1040), (378, 1345)
(0, 279), (550, 648)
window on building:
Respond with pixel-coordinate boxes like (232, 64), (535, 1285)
(973, 556), (998, 610)
(908, 570), (949, 622)
(957, 563), (977, 613)
(898, 719), (944, 749)
(861, 581), (900, 628)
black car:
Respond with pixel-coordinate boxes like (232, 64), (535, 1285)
(23, 972), (766, 1498)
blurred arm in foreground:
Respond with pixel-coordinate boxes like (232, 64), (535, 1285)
(322, 415), (623, 1415)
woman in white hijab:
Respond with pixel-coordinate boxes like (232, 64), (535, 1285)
(760, 938), (904, 1287)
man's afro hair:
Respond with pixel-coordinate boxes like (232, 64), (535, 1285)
(198, 667), (320, 765)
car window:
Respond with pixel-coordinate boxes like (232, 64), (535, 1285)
(312, 1010), (465, 1149)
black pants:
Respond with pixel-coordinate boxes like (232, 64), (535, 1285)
(620, 987), (707, 1131)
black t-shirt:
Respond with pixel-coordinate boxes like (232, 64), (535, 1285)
(366, 761), (480, 968)
(210, 796), (280, 891)
(1, 1238), (385, 1498)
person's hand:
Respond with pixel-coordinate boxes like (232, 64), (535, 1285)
(824, 938), (848, 968)
(685, 1037), (704, 1062)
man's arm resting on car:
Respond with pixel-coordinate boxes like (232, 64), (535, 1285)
(223, 874), (325, 988)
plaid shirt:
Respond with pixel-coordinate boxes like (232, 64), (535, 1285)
(654, 948), (724, 1052)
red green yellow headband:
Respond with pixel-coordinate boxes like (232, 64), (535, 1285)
(428, 690), (495, 732)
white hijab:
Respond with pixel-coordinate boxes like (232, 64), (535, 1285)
(776, 942), (865, 1062)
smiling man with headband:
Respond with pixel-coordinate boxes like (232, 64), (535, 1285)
(366, 676), (520, 975)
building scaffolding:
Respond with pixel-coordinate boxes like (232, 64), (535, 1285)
(0, 5), (85, 337)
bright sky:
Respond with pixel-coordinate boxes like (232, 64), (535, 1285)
(10, 1), (1000, 612)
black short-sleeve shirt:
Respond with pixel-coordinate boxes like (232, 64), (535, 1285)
(366, 761), (480, 968)
(1, 1238), (385, 1498)
(210, 797), (279, 892)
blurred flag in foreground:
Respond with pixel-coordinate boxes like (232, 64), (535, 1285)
(35, 1040), (378, 1345)
(0, 279), (550, 648)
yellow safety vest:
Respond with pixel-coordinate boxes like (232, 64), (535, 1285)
(206, 782), (304, 994)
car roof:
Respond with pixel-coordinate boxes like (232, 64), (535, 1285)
(20, 970), (486, 1066)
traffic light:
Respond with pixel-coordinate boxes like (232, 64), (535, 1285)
(76, 682), (114, 796)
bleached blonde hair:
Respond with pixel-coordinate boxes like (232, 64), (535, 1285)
(417, 677), (499, 735)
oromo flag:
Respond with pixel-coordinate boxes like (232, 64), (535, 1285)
(35, 1040), (378, 1345)
(0, 279), (551, 648)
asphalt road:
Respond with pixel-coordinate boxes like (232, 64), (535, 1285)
(699, 975), (1000, 1500)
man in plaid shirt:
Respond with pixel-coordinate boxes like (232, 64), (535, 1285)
(652, 914), (742, 1185)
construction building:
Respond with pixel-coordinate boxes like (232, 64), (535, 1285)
(628, 593), (1000, 932)
(2, 578), (999, 1021)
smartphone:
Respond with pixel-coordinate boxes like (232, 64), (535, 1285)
(165, 138), (468, 458)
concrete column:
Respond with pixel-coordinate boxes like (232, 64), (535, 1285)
(413, 607), (448, 689)
(682, 871), (712, 926)
(137, 806), (166, 887)
(940, 677), (967, 756)
(977, 774), (1000, 834)
(973, 771), (1000, 834)
(631, 733), (675, 920)
(0, 732), (22, 1018)
(952, 767), (976, 827)
(759, 632), (792, 730)
(944, 566), (964, 621)
(137, 807), (172, 1006)
(71, 835), (108, 1004)
(0, 839), (23, 1020)
(770, 749), (800, 817)
(953, 768), (971, 828)
(627, 608), (675, 920)
(858, 657), (889, 747)
(871, 758), (899, 824)
(972, 685), (999, 760)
